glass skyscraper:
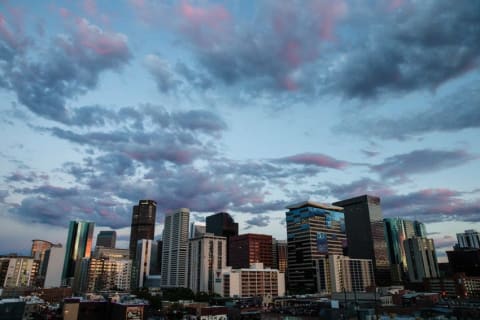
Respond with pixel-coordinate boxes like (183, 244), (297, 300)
(286, 201), (346, 294)
(333, 195), (391, 286)
(62, 220), (94, 286)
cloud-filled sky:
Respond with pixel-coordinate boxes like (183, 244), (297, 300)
(1, 0), (479, 260)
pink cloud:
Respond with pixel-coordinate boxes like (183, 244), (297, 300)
(83, 0), (97, 16)
(74, 18), (129, 56)
(310, 0), (348, 41)
(282, 153), (349, 169)
(0, 13), (21, 48)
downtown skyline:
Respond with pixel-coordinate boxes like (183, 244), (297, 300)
(0, 0), (479, 260)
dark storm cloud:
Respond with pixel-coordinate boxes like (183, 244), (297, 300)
(345, 83), (480, 139)
(322, 177), (394, 200)
(331, 0), (480, 98)
(245, 215), (271, 229)
(236, 200), (290, 214)
(371, 149), (475, 179)
(0, 17), (131, 122)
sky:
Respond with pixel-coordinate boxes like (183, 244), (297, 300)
(0, 0), (479, 261)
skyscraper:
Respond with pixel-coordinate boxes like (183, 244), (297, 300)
(96, 231), (116, 248)
(62, 220), (94, 286)
(333, 195), (391, 286)
(286, 201), (346, 294)
(456, 229), (480, 249)
(404, 237), (440, 282)
(43, 244), (65, 288)
(206, 212), (238, 265)
(31, 239), (54, 287)
(187, 233), (227, 293)
(229, 233), (273, 269)
(384, 217), (428, 282)
(272, 239), (288, 273)
(161, 208), (190, 288)
(129, 200), (157, 260)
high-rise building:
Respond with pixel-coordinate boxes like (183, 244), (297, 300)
(321, 255), (374, 293)
(129, 200), (157, 260)
(187, 233), (227, 294)
(96, 231), (116, 248)
(214, 263), (285, 302)
(134, 239), (160, 288)
(189, 222), (206, 239)
(161, 208), (190, 288)
(404, 237), (440, 282)
(333, 195), (391, 286)
(43, 244), (65, 288)
(414, 221), (427, 238)
(31, 240), (54, 287)
(456, 229), (480, 249)
(0, 256), (38, 288)
(286, 201), (346, 294)
(272, 239), (288, 273)
(86, 258), (131, 292)
(62, 220), (94, 286)
(229, 234), (273, 269)
(206, 212), (238, 265)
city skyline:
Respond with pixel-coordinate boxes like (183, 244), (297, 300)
(0, 0), (479, 261)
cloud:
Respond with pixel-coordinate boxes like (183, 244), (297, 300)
(144, 54), (180, 93)
(278, 153), (349, 169)
(344, 83), (480, 139)
(330, 0), (480, 98)
(371, 149), (475, 179)
(0, 17), (131, 122)
(172, 110), (227, 135)
(322, 177), (395, 200)
(4, 171), (49, 183)
(245, 215), (271, 229)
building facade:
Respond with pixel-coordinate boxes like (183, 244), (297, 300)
(129, 200), (157, 260)
(447, 248), (480, 277)
(188, 233), (227, 294)
(456, 229), (480, 249)
(214, 263), (285, 302)
(96, 231), (116, 248)
(333, 195), (391, 286)
(31, 240), (54, 287)
(62, 220), (94, 286)
(134, 239), (159, 288)
(0, 256), (38, 288)
(189, 223), (206, 239)
(404, 237), (440, 282)
(206, 212), (238, 265)
(272, 239), (288, 274)
(286, 201), (346, 293)
(229, 234), (273, 269)
(43, 244), (65, 288)
(86, 257), (132, 292)
(161, 208), (190, 288)
(324, 255), (374, 293)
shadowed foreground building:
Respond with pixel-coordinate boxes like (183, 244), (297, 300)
(333, 195), (391, 286)
(286, 201), (346, 294)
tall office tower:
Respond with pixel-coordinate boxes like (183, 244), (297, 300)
(43, 244), (66, 288)
(188, 233), (227, 293)
(333, 195), (391, 286)
(229, 234), (273, 269)
(456, 229), (480, 249)
(414, 221), (427, 237)
(134, 239), (161, 288)
(161, 208), (190, 288)
(31, 239), (54, 287)
(206, 212), (238, 264)
(0, 256), (38, 288)
(129, 200), (157, 261)
(62, 220), (94, 286)
(189, 222), (206, 239)
(272, 239), (288, 273)
(96, 231), (116, 248)
(404, 237), (440, 283)
(384, 218), (412, 283)
(321, 255), (374, 293)
(286, 201), (346, 294)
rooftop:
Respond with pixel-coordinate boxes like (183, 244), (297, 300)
(286, 200), (343, 211)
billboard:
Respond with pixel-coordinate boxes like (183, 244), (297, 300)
(316, 232), (328, 254)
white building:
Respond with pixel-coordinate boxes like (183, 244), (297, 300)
(43, 244), (66, 288)
(0, 256), (38, 288)
(161, 208), (190, 288)
(214, 263), (285, 304)
(327, 255), (374, 293)
(404, 237), (440, 282)
(135, 239), (155, 288)
(457, 229), (480, 249)
(188, 233), (227, 293)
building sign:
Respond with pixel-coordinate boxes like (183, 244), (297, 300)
(316, 232), (328, 254)
(126, 306), (143, 320)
